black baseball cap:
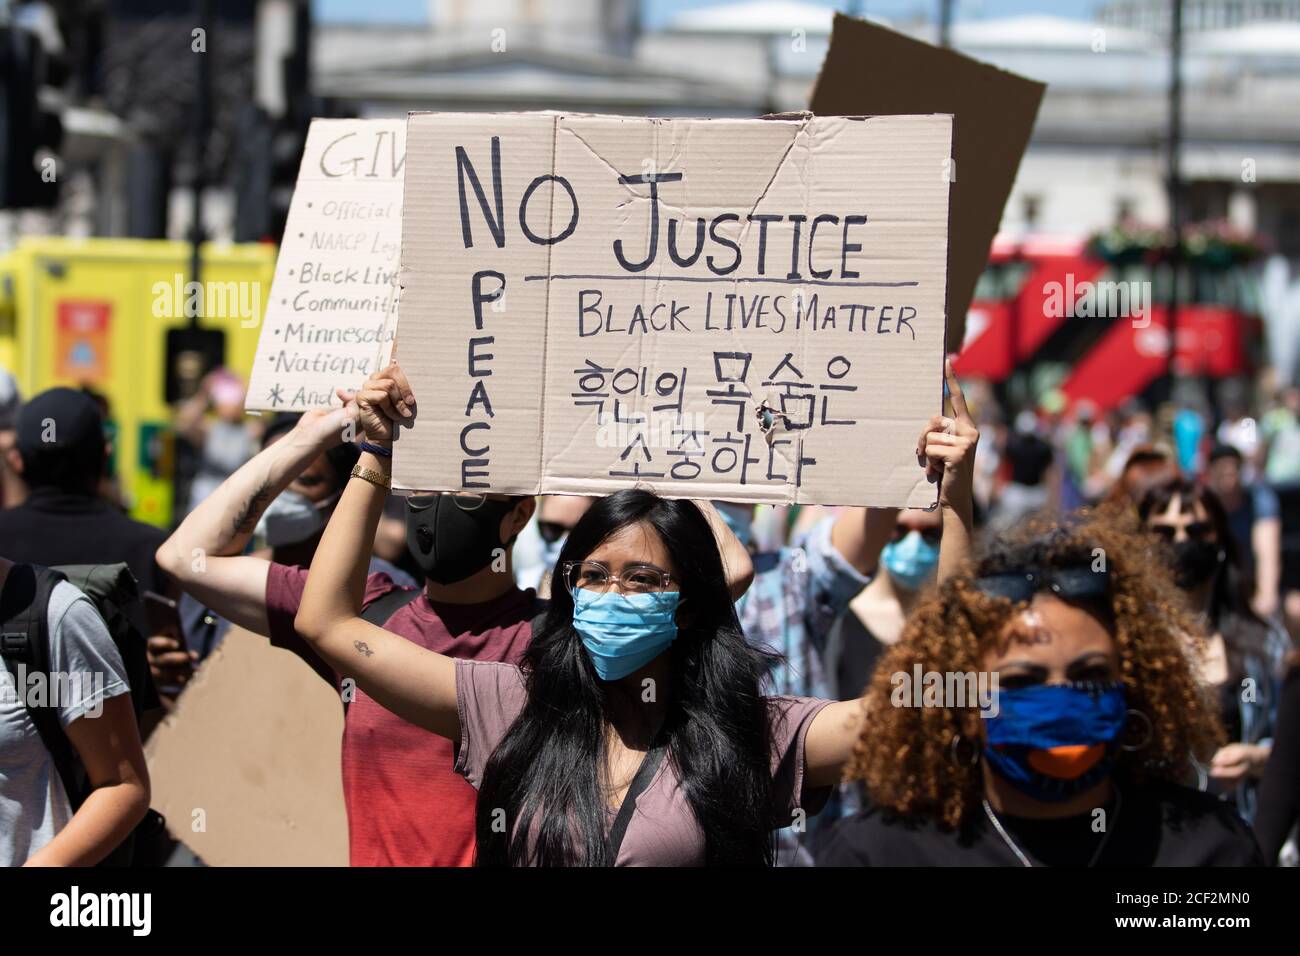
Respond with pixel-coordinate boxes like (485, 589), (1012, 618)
(15, 387), (106, 491)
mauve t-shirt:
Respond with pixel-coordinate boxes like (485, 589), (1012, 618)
(265, 564), (535, 867)
(453, 659), (833, 866)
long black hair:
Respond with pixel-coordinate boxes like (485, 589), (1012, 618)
(474, 490), (778, 866)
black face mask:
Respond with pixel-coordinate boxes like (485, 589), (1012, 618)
(1169, 539), (1224, 589)
(405, 496), (518, 585)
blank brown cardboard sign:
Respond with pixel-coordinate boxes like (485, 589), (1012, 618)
(394, 111), (952, 508)
(144, 626), (347, 866)
(246, 118), (405, 411)
(810, 14), (1045, 353)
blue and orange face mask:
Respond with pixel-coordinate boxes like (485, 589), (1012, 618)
(983, 682), (1127, 802)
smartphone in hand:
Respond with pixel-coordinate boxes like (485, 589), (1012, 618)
(142, 591), (191, 696)
(142, 591), (186, 649)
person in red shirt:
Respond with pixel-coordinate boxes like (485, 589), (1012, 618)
(155, 398), (537, 866)
(157, 386), (753, 866)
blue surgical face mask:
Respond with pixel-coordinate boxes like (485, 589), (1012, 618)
(880, 530), (939, 590)
(983, 682), (1127, 803)
(716, 503), (755, 550)
(572, 588), (680, 681)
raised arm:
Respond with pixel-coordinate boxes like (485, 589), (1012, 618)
(155, 406), (352, 635)
(695, 499), (756, 600)
(919, 358), (979, 585)
(803, 698), (866, 788)
(1252, 512), (1282, 619)
(802, 363), (980, 789)
(293, 364), (460, 740)
(830, 507), (899, 577)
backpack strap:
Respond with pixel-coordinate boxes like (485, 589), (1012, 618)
(342, 586), (422, 715)
(1, 564), (84, 809)
(523, 589), (657, 864)
(346, 589), (542, 714)
(52, 563), (159, 718)
(360, 585), (422, 628)
(606, 730), (669, 865)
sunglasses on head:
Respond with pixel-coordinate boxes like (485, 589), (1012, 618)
(973, 565), (1110, 604)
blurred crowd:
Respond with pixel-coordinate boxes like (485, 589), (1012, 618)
(1, 358), (1298, 869)
(962, 378), (1300, 634)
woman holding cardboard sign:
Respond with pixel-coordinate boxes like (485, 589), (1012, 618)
(294, 360), (975, 866)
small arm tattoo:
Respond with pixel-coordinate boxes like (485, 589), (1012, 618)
(232, 480), (275, 536)
(354, 641), (374, 658)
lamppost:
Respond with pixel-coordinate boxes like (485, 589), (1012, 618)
(1165, 0), (1184, 396)
(189, 0), (212, 330)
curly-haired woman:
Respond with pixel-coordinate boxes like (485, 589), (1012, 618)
(818, 514), (1263, 866)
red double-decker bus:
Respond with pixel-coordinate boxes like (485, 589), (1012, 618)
(954, 233), (1262, 411)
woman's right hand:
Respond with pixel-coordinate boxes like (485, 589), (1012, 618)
(337, 362), (416, 445)
(294, 403), (359, 452)
(917, 358), (979, 513)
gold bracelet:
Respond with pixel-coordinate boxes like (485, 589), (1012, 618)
(351, 463), (391, 489)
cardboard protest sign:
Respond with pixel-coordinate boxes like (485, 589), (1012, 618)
(245, 118), (405, 411)
(810, 14), (1045, 353)
(144, 627), (348, 866)
(394, 111), (951, 508)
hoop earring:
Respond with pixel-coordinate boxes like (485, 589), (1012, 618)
(1121, 708), (1153, 752)
(949, 734), (980, 767)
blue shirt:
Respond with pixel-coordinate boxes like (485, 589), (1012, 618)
(736, 516), (872, 863)
(737, 517), (872, 700)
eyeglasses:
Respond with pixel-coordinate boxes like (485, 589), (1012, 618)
(561, 560), (674, 595)
(407, 492), (492, 512)
(973, 566), (1109, 604)
(1148, 521), (1215, 544)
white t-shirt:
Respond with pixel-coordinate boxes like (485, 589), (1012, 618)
(0, 580), (130, 866)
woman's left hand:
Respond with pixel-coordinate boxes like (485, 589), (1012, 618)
(916, 358), (979, 511)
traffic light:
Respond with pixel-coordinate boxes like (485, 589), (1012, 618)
(232, 95), (340, 244)
(232, 1), (331, 244)
(0, 24), (64, 209)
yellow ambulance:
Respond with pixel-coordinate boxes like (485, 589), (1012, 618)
(0, 237), (275, 527)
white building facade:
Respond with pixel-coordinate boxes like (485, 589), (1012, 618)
(313, 0), (1300, 259)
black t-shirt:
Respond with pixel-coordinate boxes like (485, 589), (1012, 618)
(817, 780), (1264, 866)
(832, 609), (888, 701)
(0, 489), (169, 635)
